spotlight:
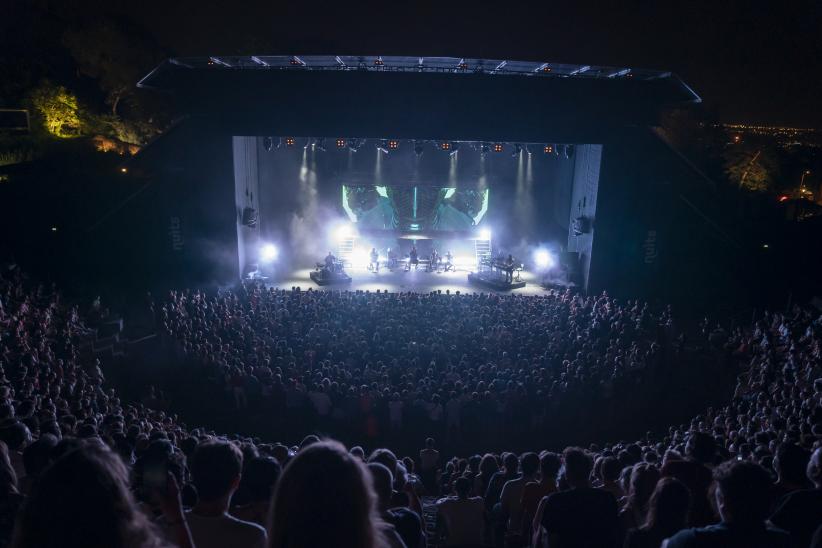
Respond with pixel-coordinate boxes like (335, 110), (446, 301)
(478, 228), (491, 240)
(480, 143), (491, 156)
(440, 142), (452, 151)
(348, 138), (362, 152)
(285, 137), (295, 147)
(336, 138), (346, 148)
(303, 138), (312, 150)
(565, 144), (575, 158)
(119, 167), (128, 173)
(377, 140), (390, 154)
(263, 137), (274, 152)
(260, 244), (279, 263)
(493, 143), (504, 153)
(374, 57), (384, 66)
(414, 140), (425, 157)
(388, 139), (399, 150)
(511, 144), (522, 157)
(534, 249), (554, 269)
(314, 138), (326, 152)
(544, 144), (554, 154)
(334, 224), (354, 241)
(526, 145), (533, 156)
(449, 142), (460, 157)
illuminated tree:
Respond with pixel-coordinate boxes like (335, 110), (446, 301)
(28, 82), (83, 138)
(723, 146), (779, 192)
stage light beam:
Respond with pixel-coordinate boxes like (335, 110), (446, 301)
(260, 244), (279, 263)
(534, 249), (554, 269)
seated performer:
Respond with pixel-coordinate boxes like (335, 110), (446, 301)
(369, 247), (379, 272)
(409, 245), (419, 270)
(430, 249), (439, 272)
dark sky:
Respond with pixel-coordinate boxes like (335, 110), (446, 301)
(86, 0), (822, 127)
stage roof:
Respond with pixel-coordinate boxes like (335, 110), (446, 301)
(137, 55), (701, 143)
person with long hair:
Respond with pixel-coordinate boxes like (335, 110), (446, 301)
(267, 439), (389, 548)
(620, 464), (661, 532)
(624, 478), (690, 548)
(11, 441), (192, 548)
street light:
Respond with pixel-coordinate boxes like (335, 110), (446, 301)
(799, 170), (811, 196)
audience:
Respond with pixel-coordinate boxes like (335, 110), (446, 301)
(1, 265), (821, 548)
(267, 440), (389, 548)
(664, 460), (790, 547)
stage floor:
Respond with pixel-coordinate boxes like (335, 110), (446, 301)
(269, 266), (549, 295)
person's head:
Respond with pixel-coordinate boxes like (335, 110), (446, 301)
(685, 432), (716, 464)
(367, 448), (398, 477)
(22, 434), (58, 481)
(454, 475), (472, 498)
(713, 460), (774, 524)
(520, 452), (540, 478)
(774, 443), (810, 486)
(600, 456), (622, 484)
(478, 454), (499, 478)
(562, 447), (593, 487)
(366, 462), (393, 510)
(190, 439), (243, 503)
(268, 440), (386, 548)
(644, 478), (691, 535)
(502, 452), (519, 474)
(237, 456), (282, 504)
(425, 438), (435, 450)
(628, 463), (661, 510)
(539, 452), (562, 483)
(11, 441), (168, 548)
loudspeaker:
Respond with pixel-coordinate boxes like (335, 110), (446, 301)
(241, 207), (258, 228)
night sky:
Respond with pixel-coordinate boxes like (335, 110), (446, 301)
(22, 0), (822, 127)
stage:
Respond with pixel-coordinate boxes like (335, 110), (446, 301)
(268, 266), (548, 295)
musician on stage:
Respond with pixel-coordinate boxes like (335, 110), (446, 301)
(325, 251), (337, 270)
(504, 254), (515, 283)
(369, 247), (380, 272)
(430, 249), (439, 272)
(444, 251), (454, 271)
(409, 244), (419, 270)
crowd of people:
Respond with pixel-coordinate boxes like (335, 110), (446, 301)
(1, 262), (821, 547)
(159, 283), (684, 451)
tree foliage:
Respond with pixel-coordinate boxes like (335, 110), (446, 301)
(62, 18), (158, 117)
(28, 82), (83, 138)
(723, 145), (780, 192)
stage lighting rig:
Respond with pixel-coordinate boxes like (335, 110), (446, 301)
(414, 140), (426, 157)
(480, 143), (491, 156)
(493, 143), (504, 153)
(336, 138), (346, 148)
(511, 144), (522, 157)
(285, 137), (295, 147)
(314, 138), (326, 152)
(388, 139), (399, 150)
(377, 140), (390, 154)
(263, 137), (274, 152)
(449, 142), (460, 157)
(544, 144), (554, 154)
(348, 138), (362, 152)
(440, 141), (452, 151)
